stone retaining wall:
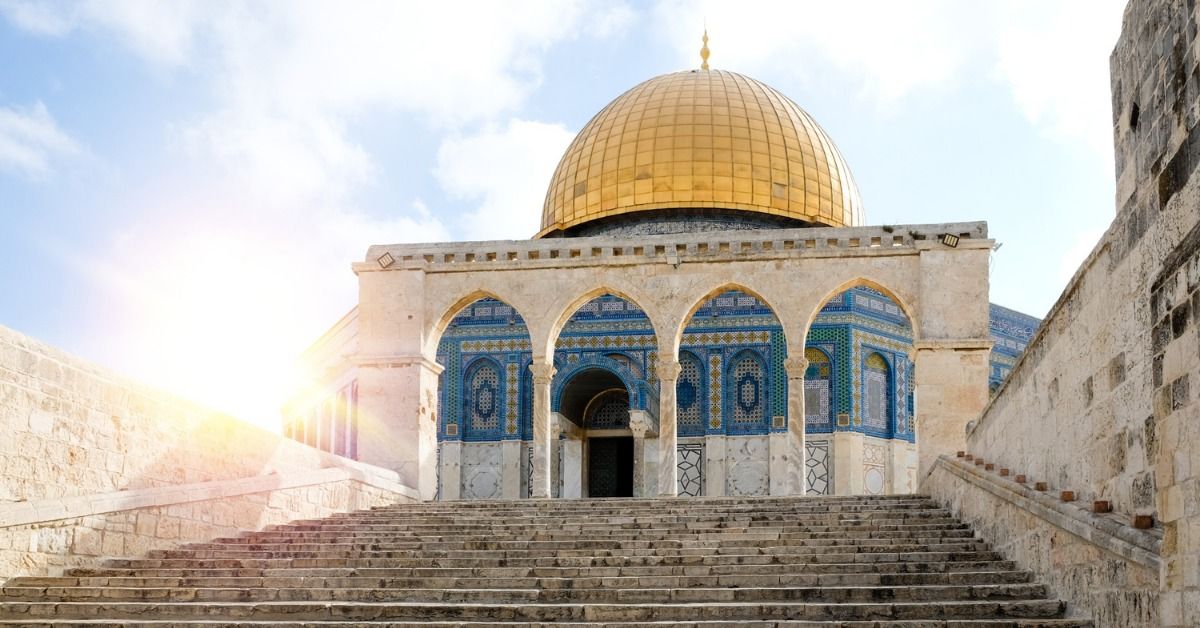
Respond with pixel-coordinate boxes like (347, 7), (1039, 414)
(925, 456), (1160, 628)
(0, 323), (417, 582)
(0, 469), (412, 584)
(941, 1), (1200, 624)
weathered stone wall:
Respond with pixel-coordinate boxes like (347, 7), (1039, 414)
(0, 323), (416, 582)
(0, 324), (378, 501)
(0, 471), (407, 584)
(926, 457), (1160, 628)
(950, 0), (1200, 625)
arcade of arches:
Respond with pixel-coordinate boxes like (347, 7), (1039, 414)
(285, 66), (1038, 501)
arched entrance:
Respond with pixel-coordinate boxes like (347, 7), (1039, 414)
(557, 367), (637, 498)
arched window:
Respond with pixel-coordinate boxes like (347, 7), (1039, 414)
(462, 358), (503, 441)
(584, 389), (629, 429)
(729, 351), (767, 433)
(864, 352), (891, 435)
(677, 351), (704, 437)
(804, 347), (833, 429)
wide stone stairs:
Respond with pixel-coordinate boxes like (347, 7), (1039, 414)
(0, 495), (1090, 626)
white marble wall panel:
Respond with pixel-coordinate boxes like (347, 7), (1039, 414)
(862, 438), (887, 495)
(725, 435), (769, 496)
(460, 442), (502, 500)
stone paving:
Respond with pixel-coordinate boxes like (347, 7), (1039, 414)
(0, 495), (1090, 626)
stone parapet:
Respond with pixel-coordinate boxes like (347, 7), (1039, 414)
(926, 455), (1160, 628)
(0, 472), (410, 585)
(357, 222), (990, 273)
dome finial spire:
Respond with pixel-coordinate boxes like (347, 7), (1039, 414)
(700, 27), (710, 70)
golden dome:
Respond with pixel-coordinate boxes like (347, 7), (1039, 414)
(538, 69), (864, 237)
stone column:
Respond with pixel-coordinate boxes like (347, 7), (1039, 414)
(783, 356), (809, 495)
(656, 359), (681, 496)
(529, 362), (556, 498)
(440, 440), (462, 500)
(913, 340), (991, 482)
(355, 355), (443, 500)
(629, 414), (649, 497)
(558, 412), (582, 499)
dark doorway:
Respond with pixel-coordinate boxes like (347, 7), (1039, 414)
(588, 437), (633, 497)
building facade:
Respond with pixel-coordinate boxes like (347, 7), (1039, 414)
(286, 66), (1037, 501)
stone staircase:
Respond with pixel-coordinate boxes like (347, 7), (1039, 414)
(0, 495), (1090, 626)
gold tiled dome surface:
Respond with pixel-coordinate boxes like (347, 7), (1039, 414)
(539, 69), (864, 237)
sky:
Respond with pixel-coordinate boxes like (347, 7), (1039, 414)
(0, 0), (1129, 430)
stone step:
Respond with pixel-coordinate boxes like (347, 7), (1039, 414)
(215, 533), (980, 547)
(0, 583), (1050, 604)
(5, 569), (1033, 590)
(66, 559), (1021, 580)
(0, 620), (1096, 627)
(230, 526), (976, 540)
(100, 550), (1008, 570)
(0, 495), (1084, 625)
(152, 540), (991, 557)
(0, 599), (1073, 622)
(271, 518), (967, 531)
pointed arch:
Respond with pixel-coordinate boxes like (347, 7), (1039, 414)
(673, 282), (789, 351)
(425, 289), (533, 359)
(541, 284), (665, 361)
(802, 277), (920, 344)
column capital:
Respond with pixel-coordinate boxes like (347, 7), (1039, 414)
(783, 355), (809, 379)
(656, 359), (682, 381)
(529, 362), (557, 385)
(629, 409), (659, 437)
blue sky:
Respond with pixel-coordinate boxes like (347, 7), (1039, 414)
(0, 0), (1127, 428)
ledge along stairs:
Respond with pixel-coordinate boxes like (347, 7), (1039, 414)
(0, 494), (1091, 626)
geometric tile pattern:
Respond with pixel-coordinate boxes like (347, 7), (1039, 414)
(677, 443), (703, 497)
(805, 439), (831, 495)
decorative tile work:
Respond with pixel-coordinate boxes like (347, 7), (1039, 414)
(586, 390), (630, 429)
(677, 443), (703, 497)
(677, 351), (705, 437)
(864, 352), (890, 433)
(463, 358), (503, 441)
(805, 439), (831, 495)
(708, 353), (723, 431)
(729, 351), (768, 434)
(505, 362), (519, 436)
(805, 347), (832, 429)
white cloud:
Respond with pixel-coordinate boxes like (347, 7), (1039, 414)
(653, 0), (979, 105)
(0, 0), (204, 65)
(992, 0), (1126, 159)
(1, 0), (630, 427)
(0, 101), (80, 179)
(436, 119), (576, 240)
(653, 0), (1126, 161)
